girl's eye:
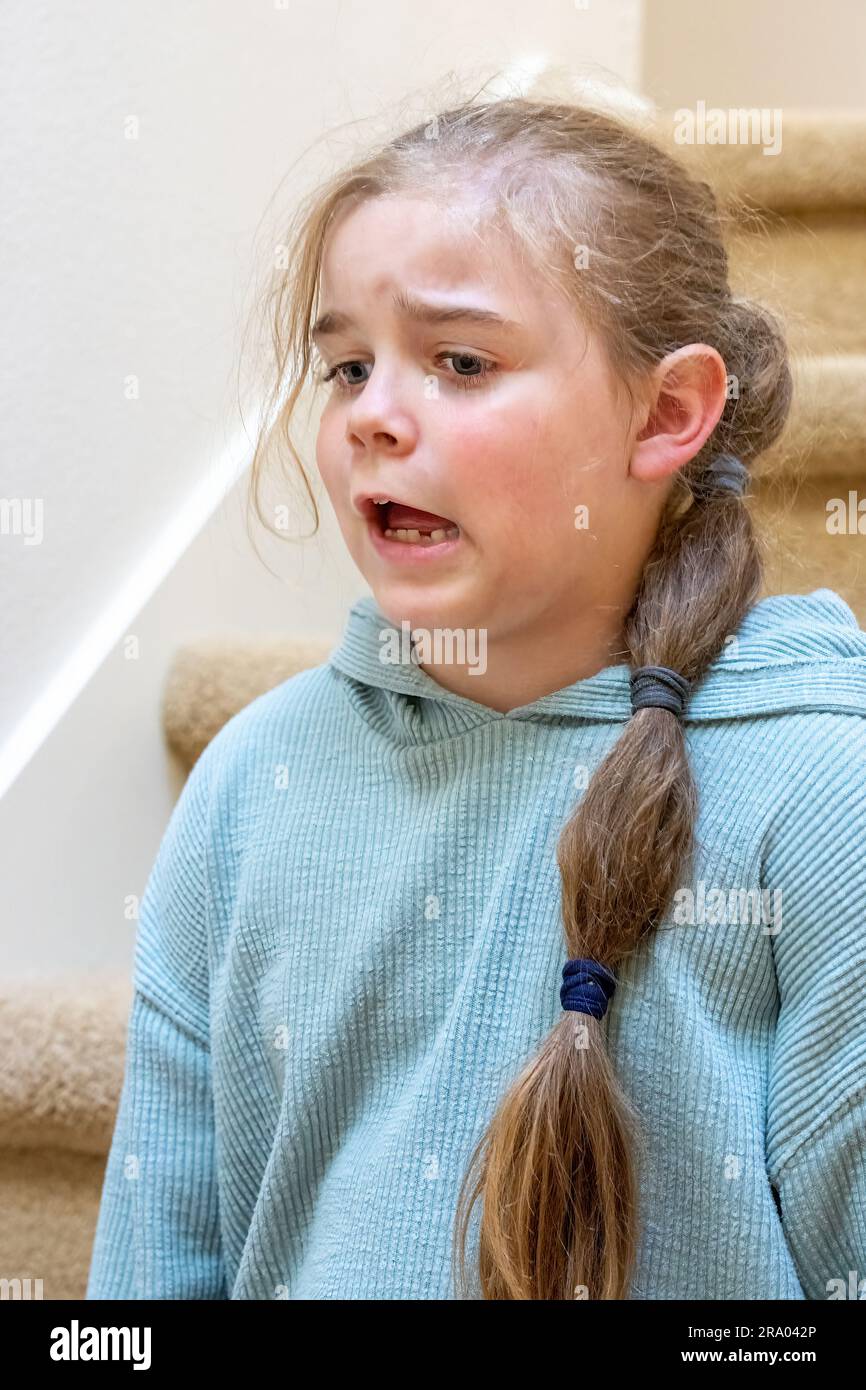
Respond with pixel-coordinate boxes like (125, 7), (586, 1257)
(318, 351), (498, 393)
(320, 360), (370, 390)
(437, 351), (496, 386)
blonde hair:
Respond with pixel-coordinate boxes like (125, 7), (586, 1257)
(246, 94), (793, 1299)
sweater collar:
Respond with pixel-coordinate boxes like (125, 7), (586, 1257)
(328, 589), (866, 726)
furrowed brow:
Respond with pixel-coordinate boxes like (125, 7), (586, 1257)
(311, 290), (521, 342)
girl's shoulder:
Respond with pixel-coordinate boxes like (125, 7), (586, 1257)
(192, 658), (342, 786)
(729, 586), (866, 665)
(689, 586), (866, 725)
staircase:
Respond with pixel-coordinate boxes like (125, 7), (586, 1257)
(655, 110), (866, 622)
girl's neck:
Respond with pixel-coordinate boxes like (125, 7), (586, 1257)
(415, 605), (631, 714)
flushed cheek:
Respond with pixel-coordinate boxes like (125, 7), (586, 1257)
(440, 436), (571, 555)
(315, 408), (347, 480)
(497, 455), (599, 554)
(315, 438), (334, 495)
(441, 427), (538, 519)
(316, 455), (352, 521)
(445, 400), (541, 461)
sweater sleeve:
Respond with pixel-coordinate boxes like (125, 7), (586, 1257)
(86, 741), (228, 1300)
(763, 712), (866, 1301)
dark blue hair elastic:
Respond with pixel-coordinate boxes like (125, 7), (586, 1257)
(560, 958), (618, 1019)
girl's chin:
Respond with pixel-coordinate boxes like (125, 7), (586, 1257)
(369, 585), (489, 638)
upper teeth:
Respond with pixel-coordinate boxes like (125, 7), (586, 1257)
(372, 498), (392, 505)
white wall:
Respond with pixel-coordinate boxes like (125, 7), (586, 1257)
(0, 0), (642, 974)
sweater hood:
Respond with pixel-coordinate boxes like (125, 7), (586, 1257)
(327, 589), (866, 732)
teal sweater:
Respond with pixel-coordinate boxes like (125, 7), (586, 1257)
(87, 588), (866, 1300)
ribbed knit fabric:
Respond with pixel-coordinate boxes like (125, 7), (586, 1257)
(86, 587), (866, 1300)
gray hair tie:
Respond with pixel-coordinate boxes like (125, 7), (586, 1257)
(691, 452), (750, 503)
(630, 665), (690, 719)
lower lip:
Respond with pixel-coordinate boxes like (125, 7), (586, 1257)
(366, 517), (462, 563)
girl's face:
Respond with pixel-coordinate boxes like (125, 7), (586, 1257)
(314, 194), (666, 659)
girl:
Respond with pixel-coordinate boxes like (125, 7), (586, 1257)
(87, 95), (866, 1301)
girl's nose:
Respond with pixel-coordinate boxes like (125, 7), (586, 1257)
(346, 365), (419, 454)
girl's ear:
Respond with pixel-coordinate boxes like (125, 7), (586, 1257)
(630, 344), (729, 485)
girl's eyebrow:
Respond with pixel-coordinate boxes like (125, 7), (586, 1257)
(311, 290), (522, 342)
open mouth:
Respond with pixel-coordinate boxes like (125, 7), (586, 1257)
(370, 500), (460, 546)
